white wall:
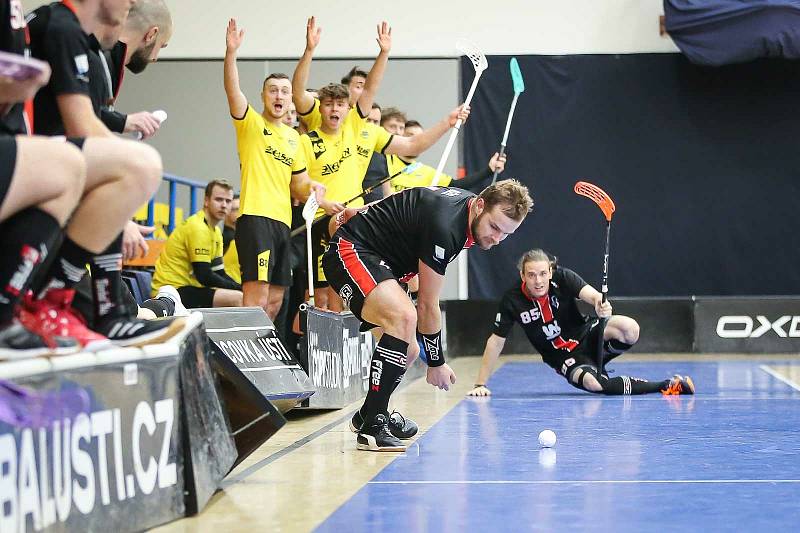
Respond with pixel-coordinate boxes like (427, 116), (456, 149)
(22, 0), (679, 58)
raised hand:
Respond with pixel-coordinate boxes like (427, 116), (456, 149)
(376, 21), (392, 53)
(448, 104), (471, 127)
(595, 299), (613, 318)
(489, 152), (507, 173)
(306, 16), (322, 51)
(226, 18), (244, 52)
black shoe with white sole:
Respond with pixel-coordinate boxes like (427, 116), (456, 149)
(356, 414), (407, 452)
(388, 411), (418, 439)
(94, 316), (185, 347)
(351, 409), (419, 440)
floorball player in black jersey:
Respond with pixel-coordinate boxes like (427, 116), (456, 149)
(323, 181), (533, 451)
(468, 248), (695, 397)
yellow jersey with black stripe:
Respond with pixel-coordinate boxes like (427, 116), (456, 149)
(152, 211), (224, 293)
(387, 154), (452, 192)
(223, 240), (241, 284)
(233, 105), (307, 227)
(300, 113), (393, 217)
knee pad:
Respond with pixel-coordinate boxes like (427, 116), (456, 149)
(568, 364), (604, 393)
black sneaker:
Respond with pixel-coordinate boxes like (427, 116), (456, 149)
(95, 316), (186, 347)
(349, 409), (365, 433)
(350, 409), (419, 440)
(388, 411), (418, 439)
(356, 414), (407, 452)
(0, 320), (81, 359)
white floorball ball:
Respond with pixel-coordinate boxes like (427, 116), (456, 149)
(538, 429), (557, 448)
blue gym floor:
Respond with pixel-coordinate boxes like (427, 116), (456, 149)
(316, 360), (800, 532)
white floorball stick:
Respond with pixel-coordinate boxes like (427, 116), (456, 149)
(134, 109), (168, 140)
(431, 40), (487, 186)
(301, 194), (320, 306)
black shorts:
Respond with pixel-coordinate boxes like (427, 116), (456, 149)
(0, 136), (86, 209)
(235, 215), (291, 286)
(321, 234), (397, 324)
(311, 216), (332, 288)
(177, 286), (216, 309)
(67, 137), (85, 150)
(546, 319), (604, 378)
(0, 136), (17, 207)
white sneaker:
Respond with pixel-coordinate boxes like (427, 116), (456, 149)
(155, 285), (190, 316)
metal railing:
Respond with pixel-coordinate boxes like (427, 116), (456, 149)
(146, 173), (206, 234)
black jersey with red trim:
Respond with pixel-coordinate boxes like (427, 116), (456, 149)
(0, 0), (29, 135)
(27, 1), (104, 135)
(492, 267), (593, 365)
(336, 186), (476, 280)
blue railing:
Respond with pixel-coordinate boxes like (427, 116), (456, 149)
(146, 173), (206, 234)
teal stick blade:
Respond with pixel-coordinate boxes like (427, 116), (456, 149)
(510, 57), (525, 94)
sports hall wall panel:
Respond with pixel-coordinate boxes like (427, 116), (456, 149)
(464, 54), (800, 298)
(18, 0), (676, 59)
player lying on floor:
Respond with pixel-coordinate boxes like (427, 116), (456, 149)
(468, 249), (694, 397)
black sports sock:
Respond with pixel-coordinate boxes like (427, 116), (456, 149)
(603, 338), (634, 364)
(40, 235), (93, 294)
(360, 334), (408, 424)
(140, 297), (174, 318)
(90, 234), (125, 321)
(601, 375), (669, 395)
(388, 374), (404, 397)
(0, 208), (61, 323)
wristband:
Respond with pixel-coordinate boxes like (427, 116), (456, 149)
(417, 330), (444, 367)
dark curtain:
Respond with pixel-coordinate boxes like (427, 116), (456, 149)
(664, 0), (800, 65)
(462, 54), (800, 299)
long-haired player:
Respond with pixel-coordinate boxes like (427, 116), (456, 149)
(468, 249), (695, 397)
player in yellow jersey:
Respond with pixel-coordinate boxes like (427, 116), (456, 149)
(385, 118), (507, 194)
(152, 180), (243, 308)
(299, 82), (471, 310)
(224, 19), (326, 321)
(292, 16), (389, 138)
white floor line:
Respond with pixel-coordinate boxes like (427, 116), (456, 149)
(760, 365), (800, 392)
(369, 479), (800, 485)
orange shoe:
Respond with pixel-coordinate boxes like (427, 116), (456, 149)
(662, 374), (695, 395)
(18, 289), (111, 352)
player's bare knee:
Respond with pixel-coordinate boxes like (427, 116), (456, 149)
(41, 144), (86, 223)
(123, 143), (163, 199)
(620, 317), (640, 343)
(386, 305), (417, 340)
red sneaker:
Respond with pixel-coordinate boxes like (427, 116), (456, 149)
(18, 289), (111, 352)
